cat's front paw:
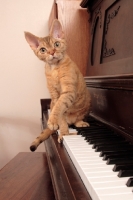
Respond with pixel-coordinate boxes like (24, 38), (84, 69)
(75, 120), (90, 127)
(58, 135), (63, 143)
(47, 118), (59, 131)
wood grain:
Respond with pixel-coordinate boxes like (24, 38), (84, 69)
(48, 0), (82, 30)
(0, 152), (55, 200)
(57, 1), (90, 75)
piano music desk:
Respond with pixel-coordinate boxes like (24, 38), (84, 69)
(0, 152), (55, 200)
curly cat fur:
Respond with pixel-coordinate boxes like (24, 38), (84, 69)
(25, 19), (91, 151)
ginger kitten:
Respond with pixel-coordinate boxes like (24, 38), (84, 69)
(25, 19), (91, 151)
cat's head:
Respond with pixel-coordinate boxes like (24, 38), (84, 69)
(24, 19), (66, 65)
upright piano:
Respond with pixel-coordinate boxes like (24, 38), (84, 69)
(41, 0), (133, 199)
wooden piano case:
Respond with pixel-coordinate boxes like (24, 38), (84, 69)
(41, 0), (133, 199)
(82, 0), (133, 141)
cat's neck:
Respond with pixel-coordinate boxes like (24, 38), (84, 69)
(50, 64), (56, 71)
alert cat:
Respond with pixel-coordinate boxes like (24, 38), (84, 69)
(25, 19), (91, 151)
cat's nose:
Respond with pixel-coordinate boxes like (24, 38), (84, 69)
(49, 49), (55, 56)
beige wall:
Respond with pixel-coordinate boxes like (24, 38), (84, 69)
(0, 0), (53, 169)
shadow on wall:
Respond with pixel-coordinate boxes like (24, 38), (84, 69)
(0, 117), (44, 169)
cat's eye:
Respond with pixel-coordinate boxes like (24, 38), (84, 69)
(54, 41), (60, 48)
(40, 47), (46, 53)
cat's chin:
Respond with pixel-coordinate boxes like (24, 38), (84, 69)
(47, 58), (59, 65)
(47, 55), (62, 65)
(46, 53), (64, 65)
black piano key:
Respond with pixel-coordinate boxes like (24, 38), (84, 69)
(107, 159), (133, 165)
(84, 132), (111, 138)
(77, 126), (106, 132)
(100, 148), (133, 157)
(88, 135), (122, 144)
(82, 130), (117, 137)
(113, 164), (133, 172)
(126, 178), (133, 187)
(94, 141), (127, 149)
(81, 130), (113, 137)
(86, 127), (113, 131)
(103, 151), (133, 160)
(86, 136), (118, 143)
(95, 143), (131, 152)
(93, 138), (125, 147)
(82, 126), (110, 130)
(84, 128), (113, 133)
(96, 141), (129, 149)
(107, 156), (133, 164)
(93, 141), (129, 150)
(118, 169), (133, 177)
(85, 131), (116, 137)
(103, 152), (133, 160)
(79, 128), (113, 134)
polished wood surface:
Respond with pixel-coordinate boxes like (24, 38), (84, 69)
(82, 0), (133, 76)
(85, 75), (133, 141)
(0, 152), (55, 200)
(80, 0), (133, 140)
(57, 1), (90, 76)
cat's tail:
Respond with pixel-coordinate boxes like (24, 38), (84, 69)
(30, 128), (55, 152)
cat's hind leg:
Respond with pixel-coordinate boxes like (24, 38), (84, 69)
(30, 128), (55, 151)
(74, 120), (90, 127)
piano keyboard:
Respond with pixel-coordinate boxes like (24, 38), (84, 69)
(62, 118), (133, 200)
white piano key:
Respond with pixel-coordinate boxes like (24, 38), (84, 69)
(63, 134), (133, 200)
(83, 166), (114, 173)
(78, 159), (104, 166)
(81, 165), (113, 171)
(89, 176), (129, 183)
(99, 193), (133, 200)
(75, 153), (101, 157)
(92, 178), (130, 189)
(72, 148), (95, 153)
(76, 156), (104, 161)
(85, 171), (117, 178)
(70, 145), (93, 148)
(96, 186), (133, 195)
(73, 151), (100, 155)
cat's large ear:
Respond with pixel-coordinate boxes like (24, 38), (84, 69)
(50, 19), (64, 39)
(24, 32), (39, 50)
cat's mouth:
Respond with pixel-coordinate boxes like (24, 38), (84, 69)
(52, 56), (58, 60)
(47, 55), (59, 64)
(49, 55), (58, 60)
(51, 56), (59, 63)
(48, 53), (63, 64)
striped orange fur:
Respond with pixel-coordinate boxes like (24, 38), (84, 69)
(25, 19), (91, 151)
